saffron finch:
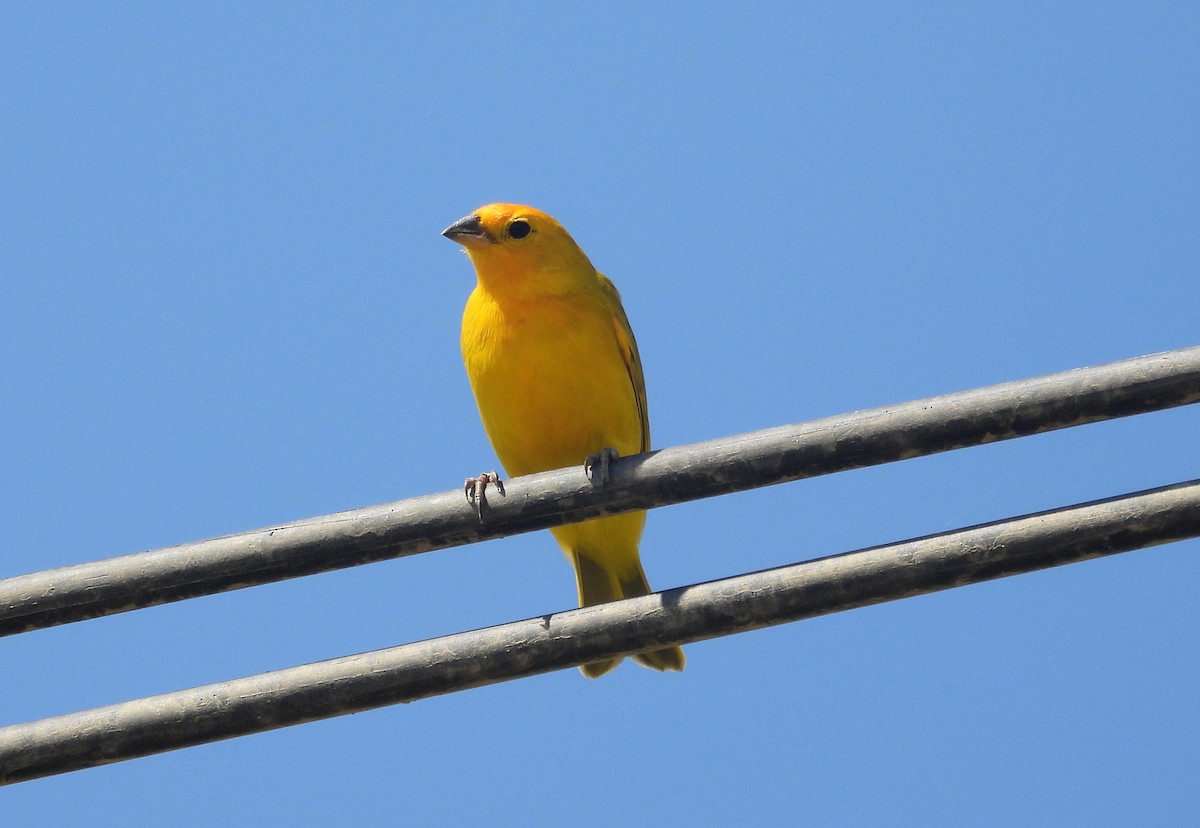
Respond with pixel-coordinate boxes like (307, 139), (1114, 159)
(444, 203), (685, 678)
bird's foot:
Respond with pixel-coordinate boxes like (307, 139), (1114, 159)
(464, 470), (504, 521)
(584, 447), (620, 486)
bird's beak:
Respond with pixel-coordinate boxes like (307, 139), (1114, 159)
(442, 214), (494, 247)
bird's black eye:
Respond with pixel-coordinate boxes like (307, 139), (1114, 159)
(508, 219), (531, 240)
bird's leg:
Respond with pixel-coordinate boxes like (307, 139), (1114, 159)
(464, 470), (504, 521)
(584, 447), (619, 486)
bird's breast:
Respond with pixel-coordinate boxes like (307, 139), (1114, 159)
(461, 288), (643, 477)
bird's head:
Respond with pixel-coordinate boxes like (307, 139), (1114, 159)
(443, 203), (596, 295)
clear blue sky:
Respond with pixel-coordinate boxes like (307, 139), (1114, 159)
(3, 3), (1198, 825)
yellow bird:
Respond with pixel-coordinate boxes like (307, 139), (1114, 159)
(444, 203), (685, 678)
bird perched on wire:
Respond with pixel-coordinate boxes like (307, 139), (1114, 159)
(444, 203), (685, 678)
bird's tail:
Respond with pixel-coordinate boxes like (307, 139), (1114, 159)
(571, 549), (686, 678)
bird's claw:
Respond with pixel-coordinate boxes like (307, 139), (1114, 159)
(584, 447), (619, 486)
(464, 470), (504, 521)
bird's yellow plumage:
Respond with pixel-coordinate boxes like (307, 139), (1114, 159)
(445, 203), (685, 678)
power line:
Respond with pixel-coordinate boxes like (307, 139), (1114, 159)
(2, 345), (1198, 637)
(1, 478), (1197, 785)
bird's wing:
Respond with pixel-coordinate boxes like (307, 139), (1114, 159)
(597, 273), (650, 453)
